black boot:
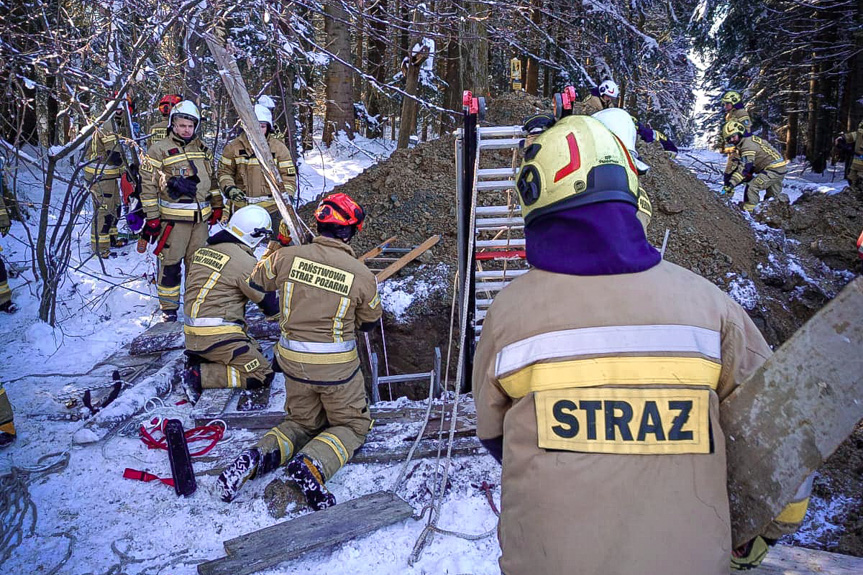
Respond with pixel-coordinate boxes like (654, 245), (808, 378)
(181, 364), (202, 405)
(217, 447), (281, 502)
(286, 454), (336, 511)
(0, 301), (17, 314)
(161, 309), (178, 322)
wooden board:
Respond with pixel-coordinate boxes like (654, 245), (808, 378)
(359, 236), (397, 262)
(197, 491), (413, 575)
(751, 544), (863, 574)
(375, 235), (440, 282)
(724, 276), (863, 547)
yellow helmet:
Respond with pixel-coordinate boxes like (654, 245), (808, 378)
(515, 115), (639, 225)
(721, 90), (742, 105)
(722, 120), (746, 142)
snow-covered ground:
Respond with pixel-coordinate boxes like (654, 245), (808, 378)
(0, 135), (857, 574)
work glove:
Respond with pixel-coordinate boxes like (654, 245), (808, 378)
(208, 208), (223, 226)
(166, 175), (199, 200)
(636, 122), (655, 143)
(276, 221), (292, 247)
(140, 218), (162, 244)
(522, 113), (556, 135)
(106, 150), (124, 166)
(731, 536), (772, 570)
(720, 185), (734, 196)
(225, 185), (246, 203)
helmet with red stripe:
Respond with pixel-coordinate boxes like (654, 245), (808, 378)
(314, 193), (365, 232)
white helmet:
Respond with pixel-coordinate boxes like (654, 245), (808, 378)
(592, 108), (650, 175)
(598, 80), (620, 99)
(256, 95), (276, 110)
(227, 205), (272, 248)
(254, 104), (273, 129)
(169, 100), (201, 130)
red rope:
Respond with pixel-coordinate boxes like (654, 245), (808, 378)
(138, 418), (225, 457)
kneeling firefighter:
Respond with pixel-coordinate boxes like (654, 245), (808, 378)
(182, 205), (279, 403)
(218, 192), (381, 510)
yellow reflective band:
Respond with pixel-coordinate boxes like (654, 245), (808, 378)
(220, 157), (235, 167)
(158, 284), (182, 296)
(369, 291), (381, 309)
(312, 432), (349, 467)
(183, 324), (245, 337)
(282, 281), (294, 324)
(0, 283), (10, 296)
(276, 344), (358, 365)
(0, 421), (15, 435)
(499, 356), (722, 398)
(162, 151), (207, 166)
(145, 156), (163, 168)
(535, 387), (711, 455)
(278, 161), (293, 168)
(227, 366), (241, 388)
(264, 428), (295, 465)
(141, 198), (159, 207)
(190, 271), (220, 318)
(84, 166), (123, 176)
(160, 205), (212, 219)
(234, 157), (261, 166)
(768, 159), (788, 169)
(775, 498), (809, 524)
(332, 297), (350, 342)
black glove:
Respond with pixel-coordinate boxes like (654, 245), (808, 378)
(225, 185), (246, 203)
(166, 175), (200, 200)
(723, 173), (732, 187)
(140, 218), (162, 244)
(107, 151), (124, 166)
(523, 113), (556, 135)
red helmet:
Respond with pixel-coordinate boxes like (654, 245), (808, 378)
(314, 193), (365, 232)
(107, 92), (135, 114)
(158, 94), (182, 116)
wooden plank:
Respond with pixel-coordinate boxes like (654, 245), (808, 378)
(191, 388), (236, 423)
(352, 436), (483, 464)
(197, 491), (413, 575)
(130, 311), (279, 356)
(375, 235), (440, 282)
(724, 276), (863, 547)
(359, 236), (397, 262)
(751, 544), (863, 574)
(203, 29), (305, 245)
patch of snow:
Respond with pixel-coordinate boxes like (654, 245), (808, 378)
(726, 274), (759, 310)
(378, 263), (449, 322)
(783, 489), (856, 549)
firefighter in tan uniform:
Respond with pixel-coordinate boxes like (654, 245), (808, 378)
(218, 104), (296, 227)
(218, 192), (381, 510)
(717, 91), (753, 190)
(723, 120), (788, 212)
(474, 115), (809, 575)
(0, 381), (14, 447)
(148, 94), (181, 146)
(139, 100), (224, 322)
(581, 79), (619, 115)
(181, 205), (279, 403)
(84, 102), (130, 256)
(835, 119), (863, 190)
(0, 192), (16, 314)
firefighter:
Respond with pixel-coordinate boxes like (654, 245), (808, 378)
(218, 104), (296, 227)
(717, 91), (753, 187)
(149, 94), (182, 145)
(0, 381), (14, 447)
(592, 108), (654, 233)
(722, 120), (788, 212)
(181, 205), (279, 403)
(834, 119), (863, 190)
(84, 97), (131, 257)
(139, 100), (224, 322)
(218, 192), (381, 510)
(0, 191), (16, 314)
(581, 79), (619, 114)
(475, 115), (808, 575)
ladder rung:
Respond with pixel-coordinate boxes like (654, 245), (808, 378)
(477, 168), (517, 179)
(478, 138), (523, 150)
(478, 126), (527, 138)
(475, 269), (528, 280)
(476, 217), (524, 228)
(474, 281), (510, 293)
(476, 180), (516, 191)
(477, 239), (526, 248)
(475, 309), (487, 321)
(475, 205), (521, 216)
(476, 298), (494, 309)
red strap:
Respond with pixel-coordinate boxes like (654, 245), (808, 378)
(475, 250), (526, 261)
(123, 468), (175, 487)
(139, 420), (225, 457)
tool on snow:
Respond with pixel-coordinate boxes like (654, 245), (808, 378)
(164, 418), (197, 497)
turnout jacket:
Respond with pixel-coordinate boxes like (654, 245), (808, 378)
(183, 239), (272, 346)
(148, 119), (169, 145)
(729, 135), (787, 187)
(718, 107), (752, 152)
(218, 133), (297, 209)
(839, 127), (863, 172)
(140, 132), (223, 222)
(474, 260), (772, 575)
(84, 120), (125, 181)
(581, 93), (615, 115)
(250, 236), (381, 384)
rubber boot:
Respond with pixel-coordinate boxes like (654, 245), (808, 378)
(286, 454), (336, 511)
(217, 447), (280, 502)
(181, 360), (202, 405)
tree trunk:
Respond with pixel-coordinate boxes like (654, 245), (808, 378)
(366, 0), (388, 138)
(459, 1), (489, 96)
(397, 8), (428, 149)
(524, 0), (542, 95)
(786, 109), (798, 160)
(323, 0), (355, 146)
(440, 30), (462, 136)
